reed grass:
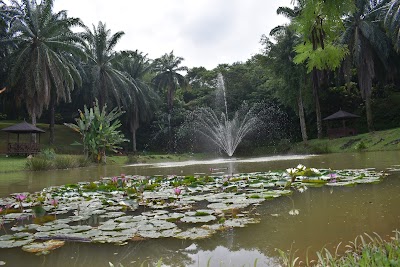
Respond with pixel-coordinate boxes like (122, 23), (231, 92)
(277, 230), (400, 266)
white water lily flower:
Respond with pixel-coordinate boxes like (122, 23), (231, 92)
(310, 168), (320, 174)
(286, 168), (297, 175)
(296, 164), (306, 171)
(297, 186), (308, 193)
(289, 209), (300, 216)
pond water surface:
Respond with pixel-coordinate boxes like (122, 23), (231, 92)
(0, 151), (399, 266)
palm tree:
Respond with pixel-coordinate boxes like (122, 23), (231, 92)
(80, 21), (132, 109)
(341, 0), (392, 131)
(1, 0), (85, 143)
(266, 27), (310, 143)
(116, 50), (159, 152)
(152, 51), (188, 151)
(152, 51), (188, 112)
(268, 3), (309, 142)
(384, 0), (400, 52)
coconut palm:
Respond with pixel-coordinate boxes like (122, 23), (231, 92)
(1, 0), (85, 143)
(341, 0), (392, 131)
(80, 21), (132, 109)
(116, 50), (159, 152)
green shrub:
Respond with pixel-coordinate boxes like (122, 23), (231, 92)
(126, 154), (138, 164)
(54, 155), (78, 169)
(355, 140), (367, 151)
(39, 148), (56, 160)
(26, 157), (53, 171)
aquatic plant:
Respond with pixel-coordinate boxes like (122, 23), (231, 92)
(15, 194), (26, 211)
(0, 166), (387, 253)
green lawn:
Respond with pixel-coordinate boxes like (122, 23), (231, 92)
(0, 156), (27, 172)
(289, 127), (400, 154)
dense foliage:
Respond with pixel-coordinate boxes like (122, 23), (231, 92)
(0, 0), (400, 155)
(64, 101), (128, 163)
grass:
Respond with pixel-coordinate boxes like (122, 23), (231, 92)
(288, 127), (400, 154)
(0, 156), (27, 172)
(276, 231), (400, 266)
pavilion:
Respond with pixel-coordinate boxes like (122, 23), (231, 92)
(1, 121), (45, 155)
(323, 110), (360, 138)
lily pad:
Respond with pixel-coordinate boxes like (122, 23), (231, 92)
(22, 240), (65, 253)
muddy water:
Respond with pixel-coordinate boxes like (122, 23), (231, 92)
(0, 151), (399, 266)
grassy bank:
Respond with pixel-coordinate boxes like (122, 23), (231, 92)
(278, 231), (400, 266)
(288, 127), (400, 154)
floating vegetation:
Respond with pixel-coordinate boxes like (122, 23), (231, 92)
(0, 166), (388, 255)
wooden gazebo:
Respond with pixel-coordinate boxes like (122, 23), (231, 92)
(323, 110), (360, 138)
(1, 121), (45, 155)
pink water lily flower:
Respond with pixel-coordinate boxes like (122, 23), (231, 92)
(15, 194), (27, 202)
(49, 198), (58, 207)
(111, 176), (118, 183)
(174, 187), (181, 196)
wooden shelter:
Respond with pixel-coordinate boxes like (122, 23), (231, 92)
(1, 121), (45, 155)
(323, 110), (360, 138)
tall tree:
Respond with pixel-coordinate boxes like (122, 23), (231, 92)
(116, 50), (159, 152)
(384, 0), (400, 52)
(152, 51), (188, 151)
(341, 0), (392, 131)
(267, 3), (309, 142)
(293, 0), (352, 138)
(80, 21), (132, 109)
(264, 28), (310, 142)
(1, 0), (84, 143)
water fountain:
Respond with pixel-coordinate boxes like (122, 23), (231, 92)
(189, 73), (279, 157)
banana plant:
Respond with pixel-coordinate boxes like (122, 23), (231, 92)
(65, 100), (128, 163)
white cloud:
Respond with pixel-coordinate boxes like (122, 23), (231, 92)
(52, 0), (292, 69)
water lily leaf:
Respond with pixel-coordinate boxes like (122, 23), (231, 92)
(181, 215), (217, 223)
(22, 240), (65, 253)
(175, 228), (214, 240)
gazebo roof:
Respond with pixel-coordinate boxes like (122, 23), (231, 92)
(1, 121), (45, 133)
(323, 110), (360, 121)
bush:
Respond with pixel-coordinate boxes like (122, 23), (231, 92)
(54, 155), (78, 169)
(39, 148), (56, 160)
(26, 157), (53, 171)
(27, 154), (91, 171)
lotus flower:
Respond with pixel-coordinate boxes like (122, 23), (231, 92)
(111, 176), (118, 184)
(121, 173), (126, 178)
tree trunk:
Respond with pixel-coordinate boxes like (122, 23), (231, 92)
(167, 112), (172, 152)
(31, 105), (37, 143)
(297, 92), (308, 142)
(312, 68), (323, 139)
(132, 130), (137, 152)
(365, 93), (374, 132)
(49, 93), (56, 145)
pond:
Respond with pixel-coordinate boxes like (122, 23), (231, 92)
(0, 151), (399, 266)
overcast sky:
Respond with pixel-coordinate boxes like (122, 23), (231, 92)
(53, 0), (291, 70)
